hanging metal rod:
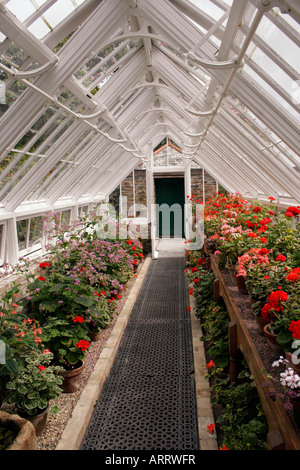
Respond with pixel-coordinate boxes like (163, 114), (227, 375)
(182, 8), (266, 161)
(2, 70), (149, 159)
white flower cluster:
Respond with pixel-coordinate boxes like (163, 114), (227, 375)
(272, 356), (300, 390)
(272, 356), (288, 367)
(280, 368), (300, 389)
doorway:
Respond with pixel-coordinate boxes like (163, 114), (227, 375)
(155, 177), (185, 238)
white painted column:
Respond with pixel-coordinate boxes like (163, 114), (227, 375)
(146, 143), (157, 258)
(202, 168), (205, 205)
(5, 217), (19, 265)
(132, 170), (136, 218)
(70, 205), (79, 221)
(184, 162), (192, 240)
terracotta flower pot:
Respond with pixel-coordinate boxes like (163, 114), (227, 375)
(263, 324), (284, 358)
(18, 406), (49, 436)
(59, 360), (84, 393)
(0, 411), (36, 450)
(89, 330), (102, 342)
(236, 275), (248, 295)
(255, 315), (269, 336)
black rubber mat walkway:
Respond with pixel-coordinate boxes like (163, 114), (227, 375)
(80, 256), (199, 450)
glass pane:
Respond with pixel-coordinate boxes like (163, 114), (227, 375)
(28, 17), (51, 39)
(43, 0), (77, 29)
(29, 216), (43, 247)
(6, 0), (36, 22)
(61, 209), (71, 225)
(17, 219), (28, 251)
(243, 65), (300, 120)
(255, 16), (300, 74)
(2, 42), (28, 68)
(187, 0), (225, 22)
(0, 79), (27, 119)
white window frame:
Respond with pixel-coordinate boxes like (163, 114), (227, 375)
(16, 214), (45, 258)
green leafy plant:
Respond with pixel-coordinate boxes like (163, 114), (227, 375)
(40, 317), (90, 368)
(211, 369), (267, 450)
(5, 349), (62, 416)
(199, 302), (229, 369)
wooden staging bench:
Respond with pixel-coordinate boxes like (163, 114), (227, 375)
(209, 253), (300, 450)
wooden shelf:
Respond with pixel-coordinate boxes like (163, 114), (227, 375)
(209, 253), (300, 450)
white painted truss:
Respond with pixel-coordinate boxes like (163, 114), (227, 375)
(0, 0), (299, 262)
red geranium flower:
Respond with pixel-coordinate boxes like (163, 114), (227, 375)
(258, 248), (269, 255)
(38, 276), (45, 281)
(206, 360), (215, 370)
(39, 262), (50, 269)
(73, 316), (84, 323)
(76, 340), (89, 351)
(289, 320), (300, 339)
(285, 268), (300, 282)
(276, 254), (286, 262)
(207, 423), (215, 434)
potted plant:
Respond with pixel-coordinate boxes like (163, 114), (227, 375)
(0, 297), (63, 435)
(5, 348), (63, 435)
(86, 293), (114, 339)
(261, 289), (299, 358)
(0, 410), (36, 450)
(40, 316), (90, 393)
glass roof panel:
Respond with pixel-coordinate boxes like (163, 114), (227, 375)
(243, 64), (300, 121)
(23, 0), (89, 39)
(256, 16), (300, 74)
(274, 7), (300, 33)
(28, 17), (51, 39)
(6, 0), (36, 22)
(42, 0), (77, 29)
(187, 0), (227, 22)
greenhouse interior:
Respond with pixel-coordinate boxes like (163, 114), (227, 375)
(0, 0), (299, 454)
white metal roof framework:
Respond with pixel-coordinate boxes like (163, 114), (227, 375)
(0, 0), (299, 225)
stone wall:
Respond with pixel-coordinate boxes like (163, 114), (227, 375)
(109, 168), (218, 214)
(191, 169), (217, 203)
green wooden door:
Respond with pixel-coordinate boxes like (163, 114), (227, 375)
(155, 178), (185, 238)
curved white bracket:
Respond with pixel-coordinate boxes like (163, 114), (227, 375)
(183, 131), (205, 137)
(0, 57), (59, 79)
(187, 52), (244, 70)
(185, 107), (216, 117)
(77, 106), (107, 119)
(183, 142), (200, 148)
(91, 32), (243, 71)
